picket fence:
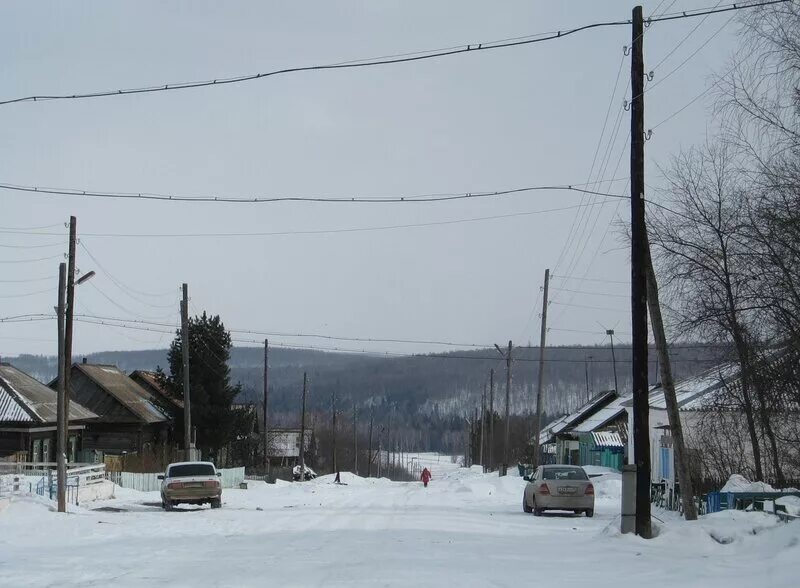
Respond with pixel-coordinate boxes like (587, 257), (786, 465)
(107, 467), (245, 492)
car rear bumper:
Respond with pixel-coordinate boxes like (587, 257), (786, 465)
(163, 487), (222, 502)
(535, 494), (594, 510)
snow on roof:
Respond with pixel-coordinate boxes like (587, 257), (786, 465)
(572, 394), (630, 434)
(75, 363), (169, 424)
(621, 363), (739, 412)
(536, 390), (618, 444)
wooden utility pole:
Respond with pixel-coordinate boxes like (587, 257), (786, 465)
(353, 405), (358, 475)
(56, 263), (67, 513)
(62, 216), (77, 453)
(645, 238), (697, 520)
(367, 411), (374, 478)
(489, 368), (495, 471)
(532, 269), (550, 470)
(585, 356), (591, 403)
(630, 4), (652, 538)
(299, 372), (308, 481)
(494, 341), (513, 476)
(479, 382), (486, 470)
(264, 339), (269, 476)
(181, 283), (193, 460)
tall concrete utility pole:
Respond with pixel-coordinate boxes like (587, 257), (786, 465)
(299, 372), (308, 481)
(532, 269), (550, 470)
(62, 216), (77, 453)
(56, 263), (67, 513)
(181, 283), (193, 459)
(264, 339), (269, 476)
(630, 4), (652, 538)
(489, 368), (495, 471)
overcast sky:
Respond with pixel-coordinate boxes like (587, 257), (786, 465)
(0, 1), (741, 357)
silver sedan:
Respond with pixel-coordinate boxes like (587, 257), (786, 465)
(523, 465), (595, 517)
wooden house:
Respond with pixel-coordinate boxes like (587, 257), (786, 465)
(537, 390), (629, 471)
(129, 370), (183, 422)
(0, 362), (97, 462)
(53, 362), (171, 456)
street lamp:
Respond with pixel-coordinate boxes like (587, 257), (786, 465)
(606, 329), (619, 393)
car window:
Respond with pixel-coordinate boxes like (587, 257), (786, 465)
(168, 464), (215, 477)
(542, 467), (588, 481)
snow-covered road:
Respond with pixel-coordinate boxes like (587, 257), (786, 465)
(0, 454), (797, 587)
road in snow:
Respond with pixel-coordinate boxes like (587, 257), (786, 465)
(0, 453), (797, 587)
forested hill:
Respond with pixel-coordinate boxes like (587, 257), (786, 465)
(8, 343), (725, 423)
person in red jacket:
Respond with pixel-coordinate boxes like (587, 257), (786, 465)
(421, 467), (432, 488)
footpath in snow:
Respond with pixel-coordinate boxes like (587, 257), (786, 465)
(0, 453), (797, 587)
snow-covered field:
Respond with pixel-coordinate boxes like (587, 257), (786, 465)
(0, 454), (797, 587)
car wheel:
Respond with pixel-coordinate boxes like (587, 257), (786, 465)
(586, 509), (594, 518)
(211, 498), (222, 509)
(523, 494), (533, 514)
(532, 498), (543, 517)
(163, 500), (173, 512)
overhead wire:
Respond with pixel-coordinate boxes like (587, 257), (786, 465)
(0, 1), (785, 107)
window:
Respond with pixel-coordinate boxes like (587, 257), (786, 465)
(168, 463), (216, 478)
(542, 467), (588, 481)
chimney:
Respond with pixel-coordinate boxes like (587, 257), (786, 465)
(82, 357), (88, 364)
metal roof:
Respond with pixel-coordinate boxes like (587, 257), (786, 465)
(592, 431), (624, 448)
(621, 363), (739, 412)
(75, 364), (168, 424)
(0, 363), (97, 423)
(130, 370), (184, 410)
(537, 390), (618, 445)
(572, 395), (630, 434)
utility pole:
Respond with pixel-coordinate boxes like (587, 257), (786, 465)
(181, 283), (193, 460)
(479, 382), (486, 471)
(62, 216), (77, 455)
(367, 411), (374, 478)
(299, 372), (308, 481)
(584, 356), (591, 403)
(532, 269), (550, 470)
(607, 329), (619, 393)
(645, 237), (697, 520)
(264, 339), (269, 477)
(331, 386), (338, 474)
(630, 4), (652, 538)
(488, 368), (495, 471)
(56, 263), (67, 513)
(353, 404), (358, 475)
(494, 341), (513, 476)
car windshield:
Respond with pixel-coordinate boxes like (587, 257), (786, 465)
(168, 464), (215, 478)
(542, 467), (588, 481)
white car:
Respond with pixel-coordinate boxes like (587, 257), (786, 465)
(159, 461), (222, 510)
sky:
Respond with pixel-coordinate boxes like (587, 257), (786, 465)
(0, 1), (743, 357)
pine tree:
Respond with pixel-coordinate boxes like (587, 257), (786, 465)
(156, 312), (241, 458)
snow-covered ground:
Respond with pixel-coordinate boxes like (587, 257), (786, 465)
(0, 453), (797, 587)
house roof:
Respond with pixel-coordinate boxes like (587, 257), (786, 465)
(74, 363), (169, 424)
(130, 370), (184, 410)
(538, 390), (619, 445)
(0, 363), (97, 423)
(621, 363), (739, 412)
(572, 394), (630, 434)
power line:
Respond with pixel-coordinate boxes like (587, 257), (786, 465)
(0, 287), (55, 299)
(0, 276), (54, 284)
(0, 181), (625, 205)
(0, 253), (63, 264)
(21, 200), (623, 240)
(550, 274), (629, 285)
(0, 1), (784, 107)
(548, 286), (629, 299)
(0, 240), (64, 250)
(551, 301), (630, 313)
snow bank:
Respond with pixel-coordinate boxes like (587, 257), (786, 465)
(721, 474), (777, 493)
(776, 495), (800, 517)
(591, 473), (622, 501)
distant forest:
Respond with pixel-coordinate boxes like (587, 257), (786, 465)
(7, 343), (726, 454)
